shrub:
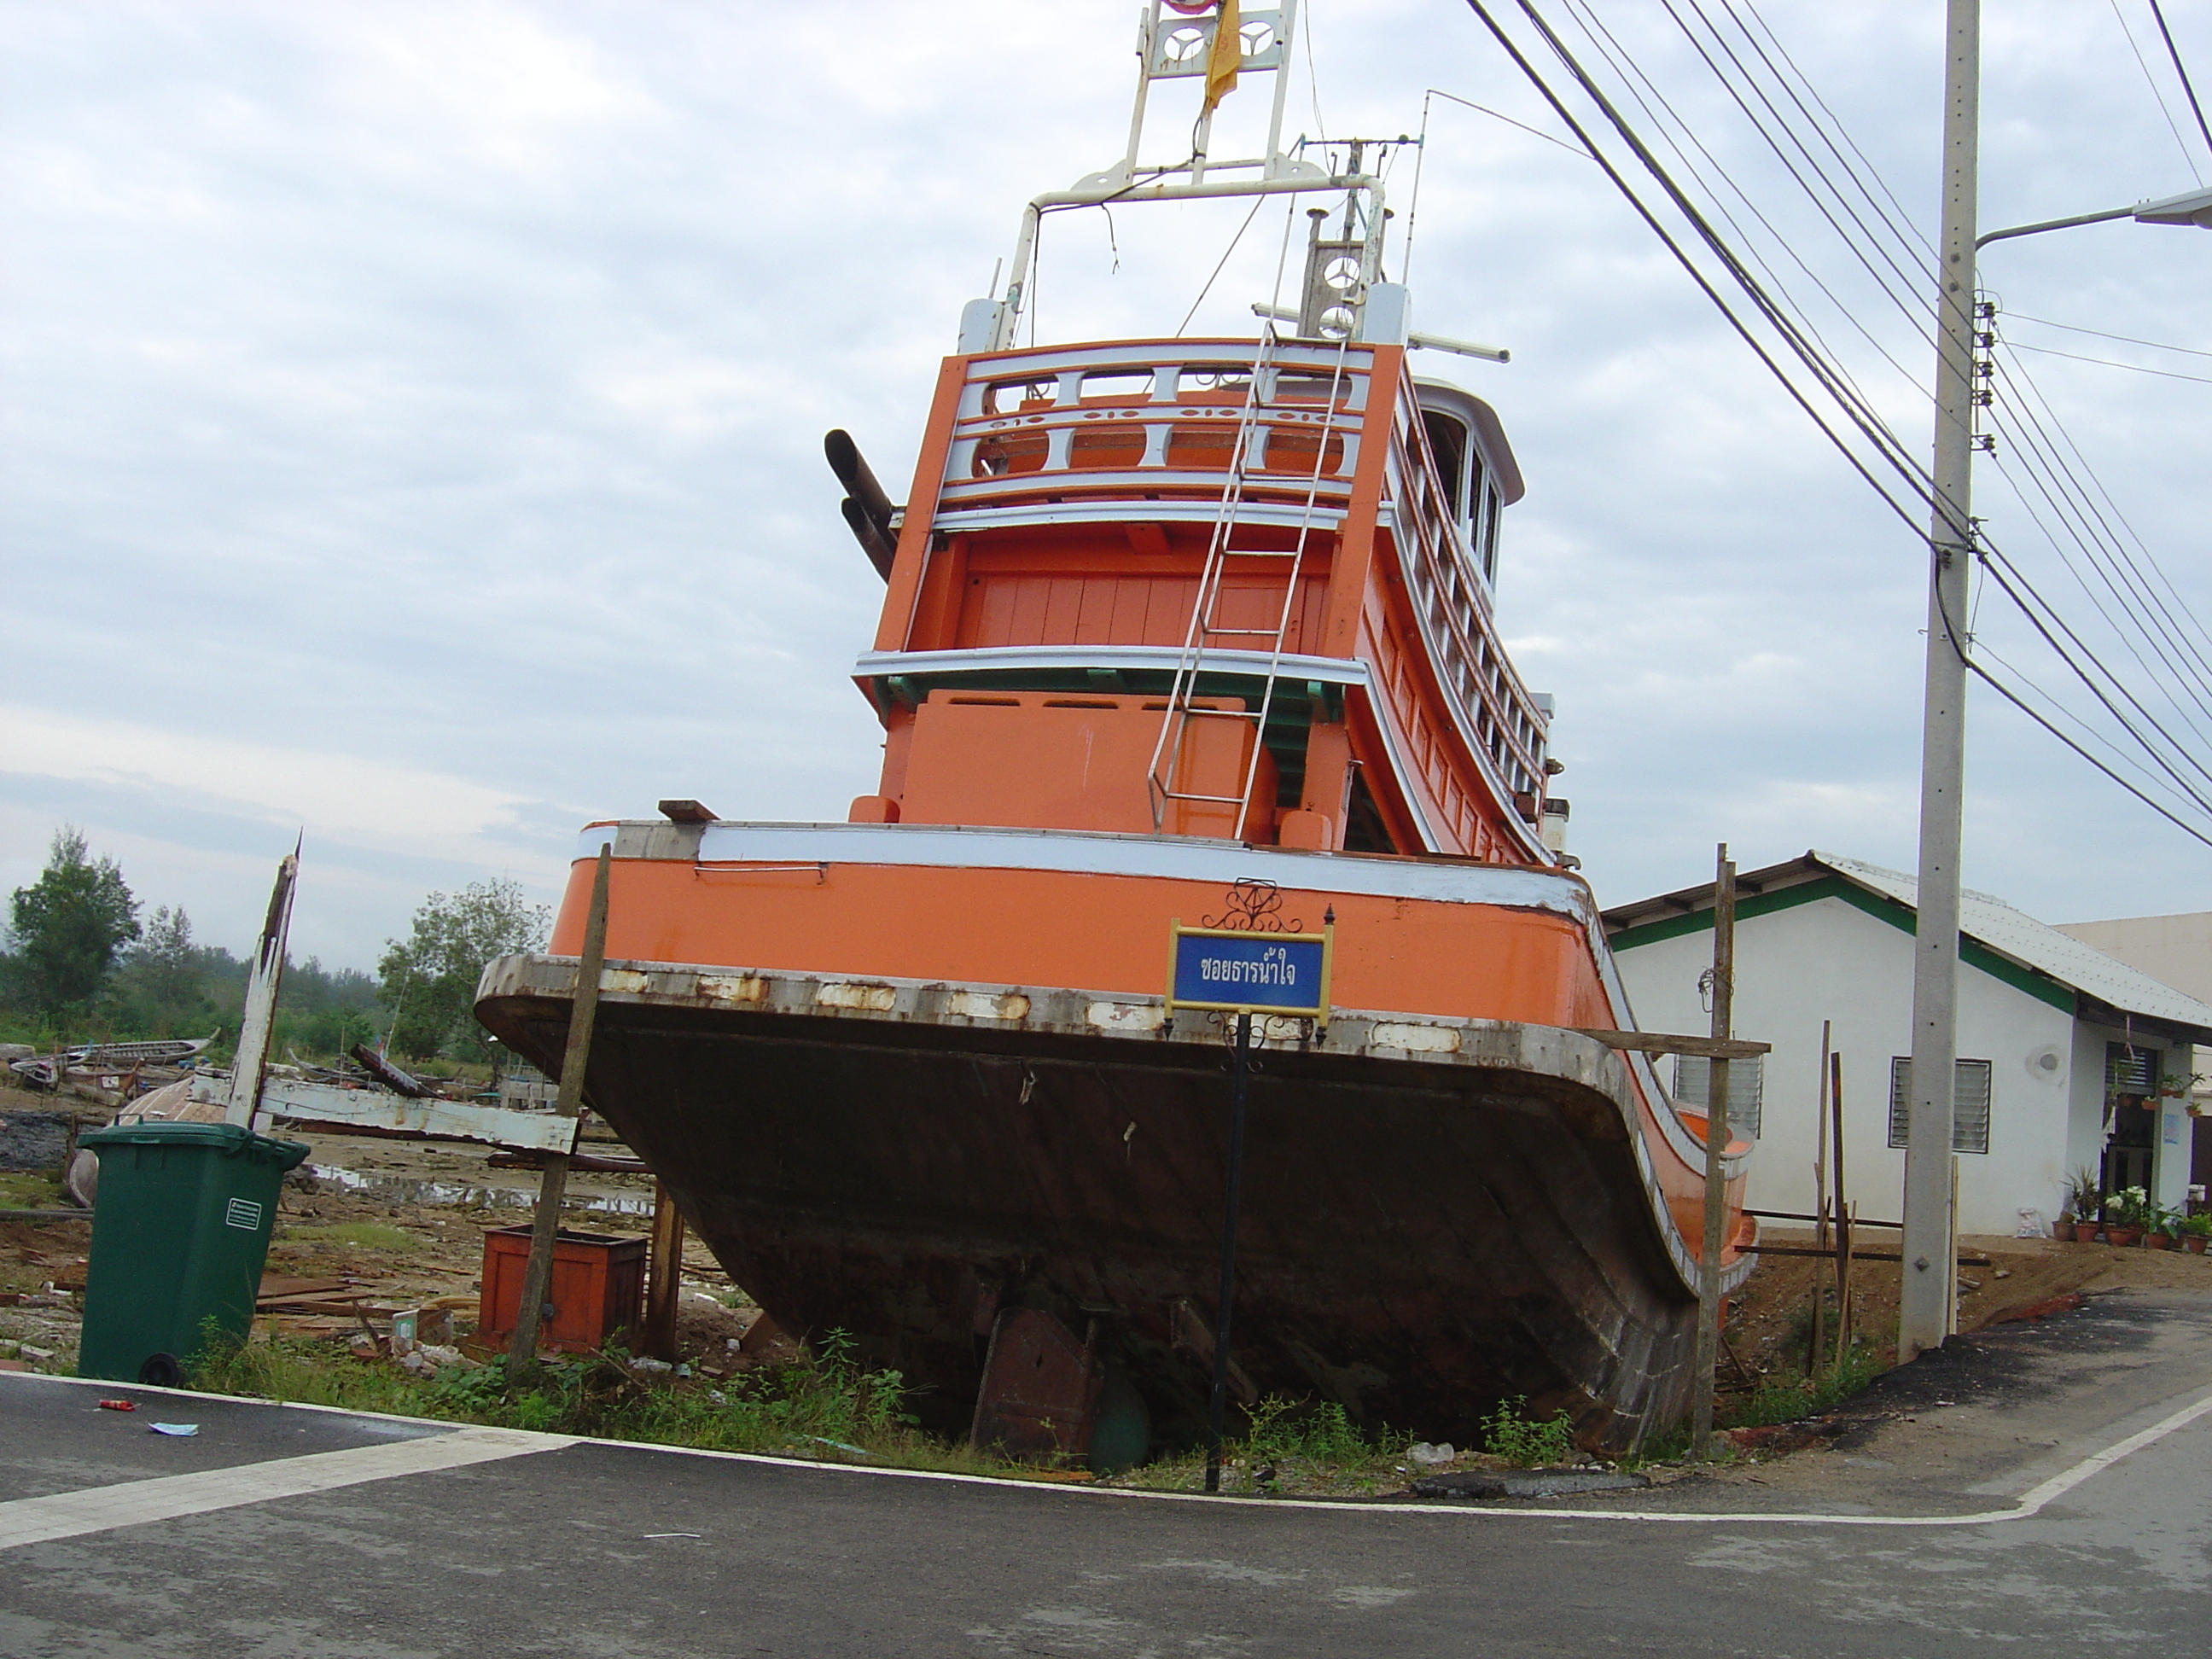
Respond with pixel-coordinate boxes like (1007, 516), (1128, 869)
(1478, 1395), (1578, 1467)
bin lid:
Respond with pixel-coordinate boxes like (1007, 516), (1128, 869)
(80, 1119), (311, 1170)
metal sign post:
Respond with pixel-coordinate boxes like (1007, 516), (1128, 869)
(1167, 916), (1331, 1493)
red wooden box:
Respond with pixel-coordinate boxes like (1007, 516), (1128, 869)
(478, 1225), (648, 1354)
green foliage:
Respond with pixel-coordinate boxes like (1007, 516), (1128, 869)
(1239, 1395), (1389, 1467)
(190, 1327), (937, 1468)
(1478, 1395), (1578, 1467)
(2106, 1185), (2157, 1230)
(3, 828), (140, 1022)
(2180, 1211), (2212, 1239)
(2064, 1167), (2104, 1220)
(1721, 1339), (1885, 1429)
(103, 906), (245, 1040)
(377, 878), (550, 1062)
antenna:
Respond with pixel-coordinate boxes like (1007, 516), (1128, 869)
(964, 2), (1401, 354)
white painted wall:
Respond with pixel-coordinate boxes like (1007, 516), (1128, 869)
(1609, 894), (2147, 1234)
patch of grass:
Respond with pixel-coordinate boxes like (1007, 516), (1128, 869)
(1720, 1340), (1887, 1430)
(0, 1171), (66, 1210)
(1111, 1394), (1414, 1496)
(1478, 1395), (1579, 1467)
(187, 1326), (1033, 1480)
(280, 1222), (418, 1254)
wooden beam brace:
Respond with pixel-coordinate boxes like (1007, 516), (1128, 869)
(1577, 1029), (1772, 1059)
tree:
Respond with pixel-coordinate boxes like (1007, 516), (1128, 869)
(376, 877), (551, 1062)
(4, 827), (141, 1020)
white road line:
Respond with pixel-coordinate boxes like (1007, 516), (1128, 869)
(597, 1385), (2212, 1529)
(0, 1426), (568, 1551)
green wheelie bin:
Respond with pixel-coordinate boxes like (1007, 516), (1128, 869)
(76, 1120), (310, 1386)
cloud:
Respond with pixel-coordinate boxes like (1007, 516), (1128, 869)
(2, 0), (2206, 965)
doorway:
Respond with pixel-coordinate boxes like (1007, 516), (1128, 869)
(2102, 1042), (2159, 1198)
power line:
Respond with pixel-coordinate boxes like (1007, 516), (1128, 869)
(1451, 0), (2212, 847)
(2006, 311), (2212, 360)
(2113, 0), (2206, 183)
(2006, 341), (2212, 385)
(2149, 0), (2212, 158)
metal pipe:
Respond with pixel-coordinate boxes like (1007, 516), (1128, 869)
(1203, 1011), (1252, 1493)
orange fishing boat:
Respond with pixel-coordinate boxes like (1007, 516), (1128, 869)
(477, 1), (1750, 1458)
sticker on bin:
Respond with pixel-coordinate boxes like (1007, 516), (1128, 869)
(224, 1197), (265, 1231)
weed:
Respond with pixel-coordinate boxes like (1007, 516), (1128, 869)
(0, 1171), (66, 1210)
(1720, 1340), (1885, 1429)
(1478, 1395), (1578, 1467)
(186, 1325), (1002, 1475)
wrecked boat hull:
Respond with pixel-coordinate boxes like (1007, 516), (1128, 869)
(477, 952), (1744, 1453)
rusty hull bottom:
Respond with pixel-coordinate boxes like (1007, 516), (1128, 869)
(477, 982), (1700, 1453)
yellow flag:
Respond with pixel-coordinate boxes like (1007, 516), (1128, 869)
(1202, 0), (1243, 115)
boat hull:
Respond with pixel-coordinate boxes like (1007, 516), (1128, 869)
(478, 939), (1747, 1453)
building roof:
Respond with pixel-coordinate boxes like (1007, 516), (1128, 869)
(1602, 850), (2212, 1045)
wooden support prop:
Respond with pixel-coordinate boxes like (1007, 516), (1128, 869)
(1752, 1246), (1994, 1266)
(1832, 1051), (1854, 1363)
(1809, 1019), (1831, 1377)
(506, 845), (612, 1377)
(643, 1179), (685, 1362)
(1749, 1208), (1903, 1231)
(1691, 844), (1735, 1462)
(1577, 1030), (1769, 1059)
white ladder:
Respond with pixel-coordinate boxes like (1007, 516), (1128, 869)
(1146, 329), (1354, 838)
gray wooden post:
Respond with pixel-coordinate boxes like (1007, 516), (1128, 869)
(1691, 845), (1736, 1458)
(506, 845), (611, 1375)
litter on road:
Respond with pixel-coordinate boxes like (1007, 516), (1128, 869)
(148, 1423), (198, 1436)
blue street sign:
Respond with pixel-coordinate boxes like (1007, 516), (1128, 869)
(1167, 925), (1332, 1021)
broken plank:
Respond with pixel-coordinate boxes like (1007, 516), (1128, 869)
(1576, 1030), (1771, 1059)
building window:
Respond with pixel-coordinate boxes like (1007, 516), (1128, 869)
(1672, 1055), (1762, 1138)
(1887, 1057), (1993, 1155)
(2105, 1041), (2158, 1100)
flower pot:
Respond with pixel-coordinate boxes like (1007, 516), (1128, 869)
(2073, 1223), (2103, 1243)
(2107, 1226), (2144, 1248)
(2145, 1233), (2174, 1251)
(2184, 1236), (2208, 1255)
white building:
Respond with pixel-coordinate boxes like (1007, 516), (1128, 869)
(1602, 852), (2212, 1235)
(2054, 909), (2212, 1202)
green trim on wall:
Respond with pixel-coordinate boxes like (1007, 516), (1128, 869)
(1608, 873), (2077, 1016)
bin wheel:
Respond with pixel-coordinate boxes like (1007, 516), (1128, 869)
(138, 1353), (183, 1387)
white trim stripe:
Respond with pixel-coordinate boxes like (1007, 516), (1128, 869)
(585, 821), (1585, 915)
(0, 1425), (566, 1551)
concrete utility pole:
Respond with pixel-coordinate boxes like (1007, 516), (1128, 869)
(1691, 843), (1735, 1459)
(1901, 0), (1980, 1363)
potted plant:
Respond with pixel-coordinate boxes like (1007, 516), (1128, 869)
(2105, 1186), (2151, 1248)
(2145, 1207), (2178, 1250)
(2064, 1170), (2104, 1242)
(2180, 1213), (2212, 1256)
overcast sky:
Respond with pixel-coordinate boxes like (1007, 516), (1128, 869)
(3, 1), (2208, 971)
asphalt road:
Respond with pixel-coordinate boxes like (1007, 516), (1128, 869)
(3, 1333), (2209, 1658)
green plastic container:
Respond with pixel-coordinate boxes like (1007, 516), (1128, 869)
(77, 1120), (309, 1386)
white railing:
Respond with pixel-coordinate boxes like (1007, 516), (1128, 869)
(941, 340), (1369, 510)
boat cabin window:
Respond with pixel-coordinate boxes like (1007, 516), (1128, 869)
(1421, 409), (1468, 519)
(1476, 479), (1501, 584)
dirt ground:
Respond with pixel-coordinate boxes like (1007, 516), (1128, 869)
(2, 1097), (773, 1377)
(1721, 1224), (2212, 1390)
